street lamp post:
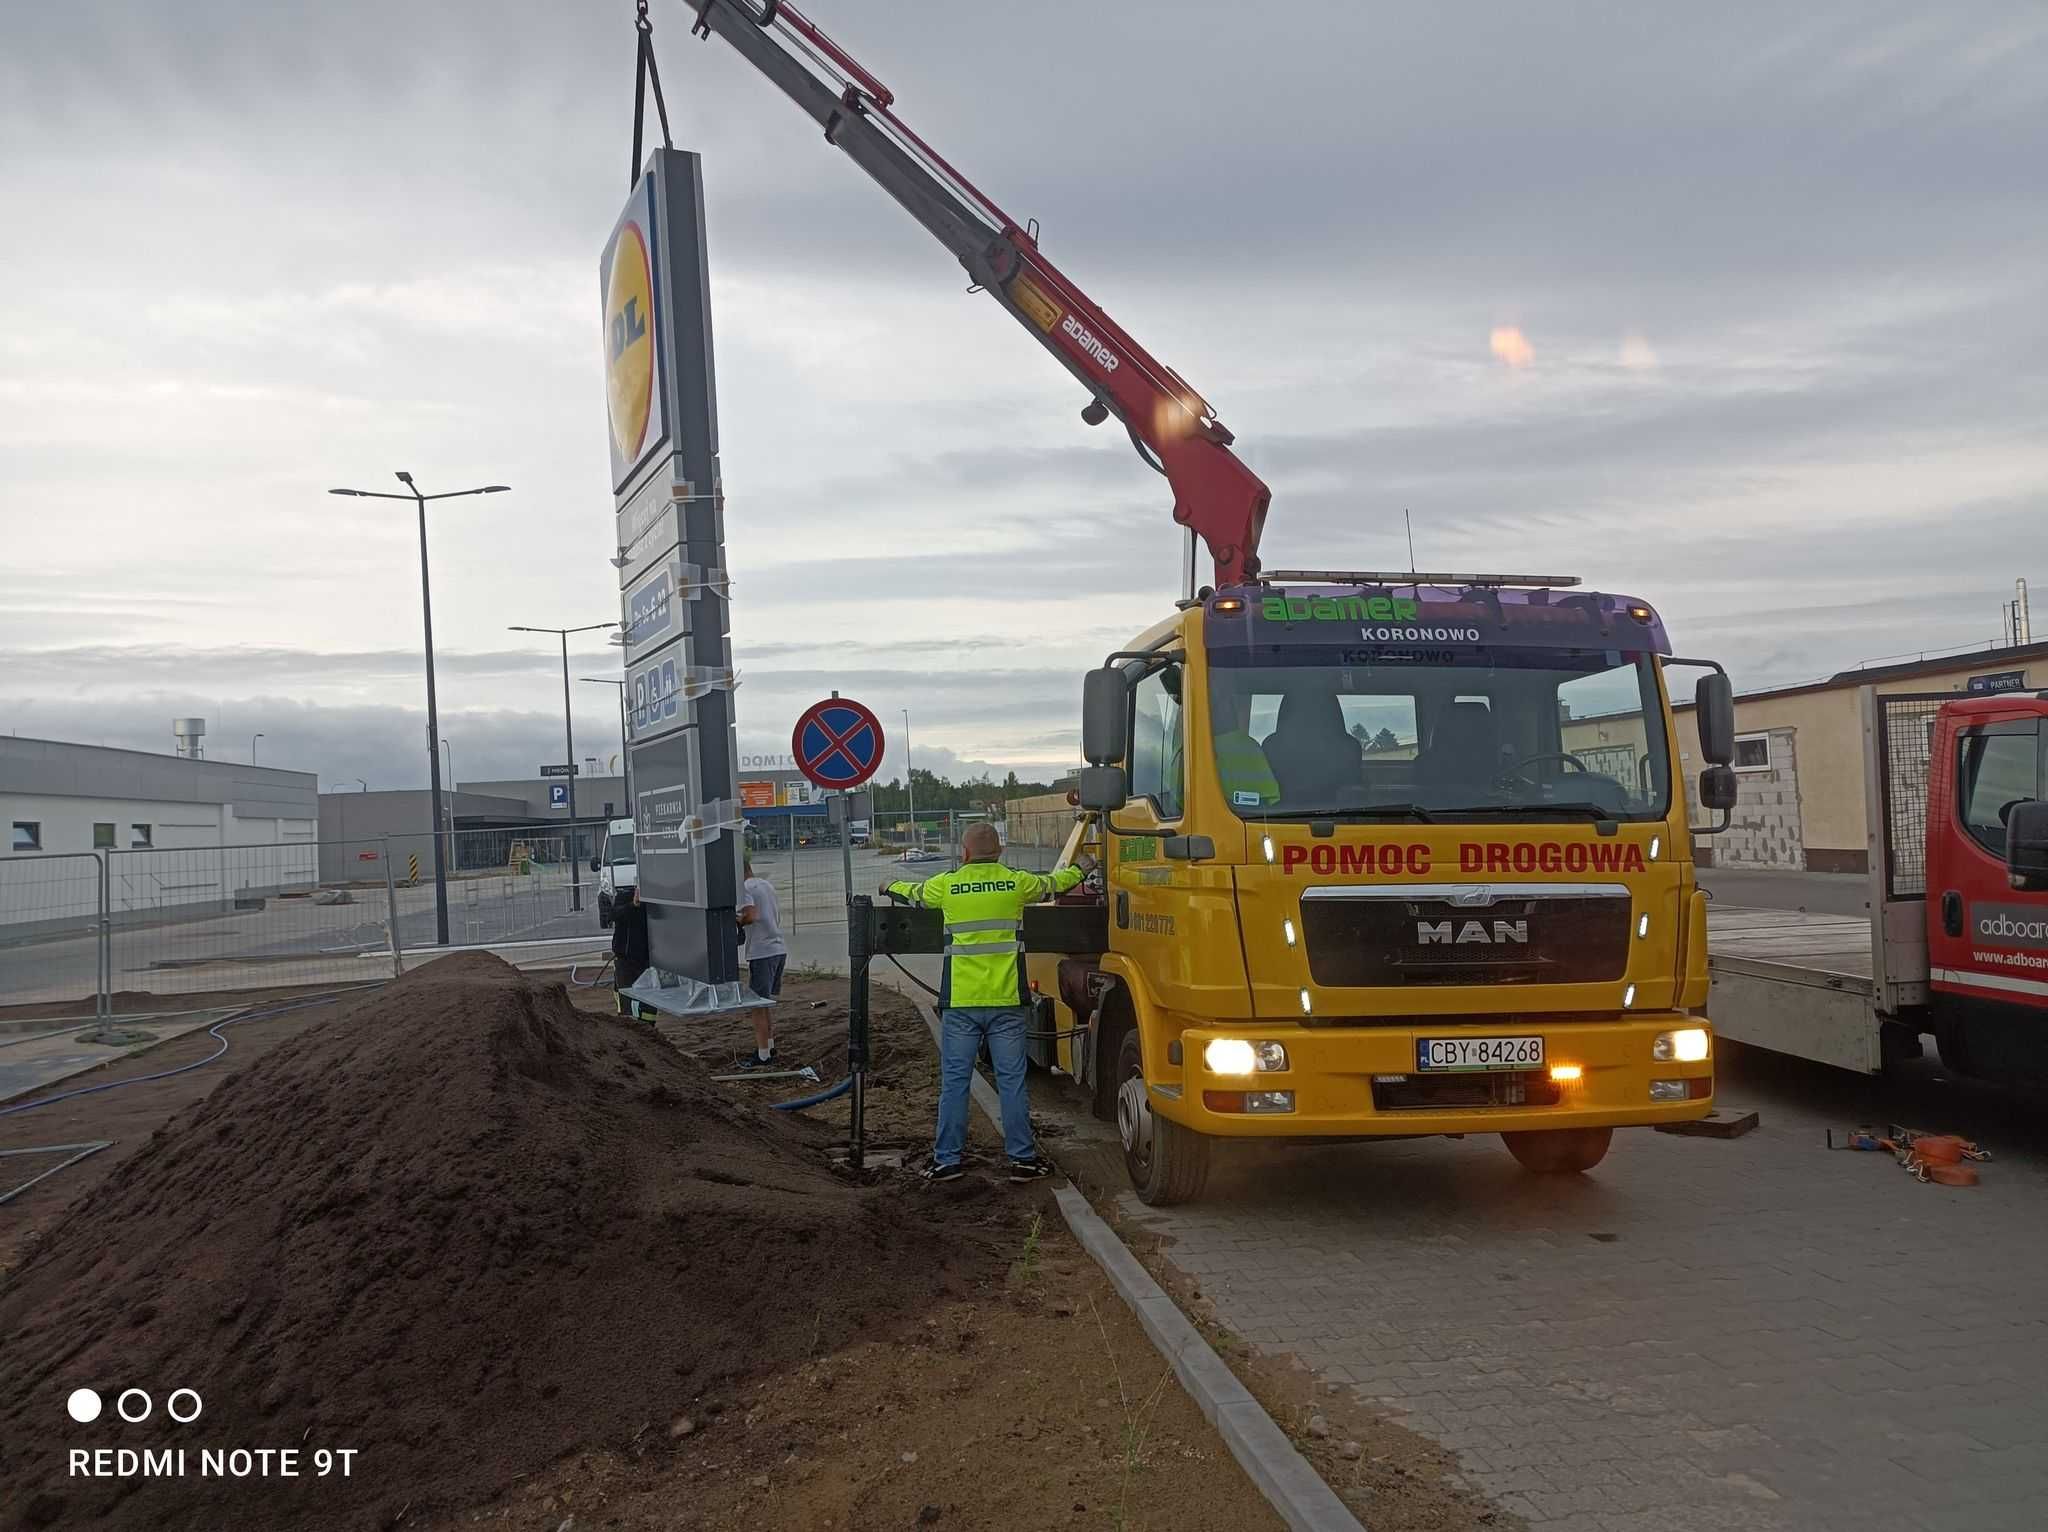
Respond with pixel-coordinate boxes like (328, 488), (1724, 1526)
(329, 473), (510, 944)
(355, 779), (369, 793)
(511, 622), (616, 913)
(578, 677), (631, 807)
(902, 708), (915, 850)
(250, 732), (264, 765)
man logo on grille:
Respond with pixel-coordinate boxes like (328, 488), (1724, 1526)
(1418, 919), (1528, 945)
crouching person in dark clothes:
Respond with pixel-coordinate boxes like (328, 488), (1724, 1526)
(611, 884), (650, 1018)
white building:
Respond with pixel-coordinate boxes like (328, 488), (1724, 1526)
(0, 733), (317, 934)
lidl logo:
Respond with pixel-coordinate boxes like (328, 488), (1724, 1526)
(605, 221), (655, 464)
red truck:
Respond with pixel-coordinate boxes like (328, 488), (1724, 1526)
(1708, 689), (2048, 1078)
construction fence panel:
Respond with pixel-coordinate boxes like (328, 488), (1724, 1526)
(870, 813), (960, 906)
(745, 840), (862, 931)
(105, 838), (396, 1001)
(432, 826), (610, 954)
(742, 805), (1084, 928)
(2, 811), (1106, 1004)
(0, 852), (107, 1011)
(1003, 808), (1082, 874)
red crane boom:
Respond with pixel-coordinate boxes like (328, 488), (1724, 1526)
(684, 0), (1271, 585)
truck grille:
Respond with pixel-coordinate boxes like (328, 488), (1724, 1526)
(1372, 1071), (1562, 1111)
(1299, 888), (1631, 988)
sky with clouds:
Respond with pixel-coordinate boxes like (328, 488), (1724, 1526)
(2, 1), (2043, 791)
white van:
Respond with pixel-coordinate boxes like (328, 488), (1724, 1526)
(594, 817), (637, 928)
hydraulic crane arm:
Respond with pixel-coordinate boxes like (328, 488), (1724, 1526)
(684, 0), (1270, 584)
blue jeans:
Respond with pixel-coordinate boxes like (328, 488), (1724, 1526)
(934, 1007), (1037, 1167)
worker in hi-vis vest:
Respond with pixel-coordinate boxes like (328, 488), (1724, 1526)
(1212, 688), (1280, 809)
(883, 821), (1094, 1185)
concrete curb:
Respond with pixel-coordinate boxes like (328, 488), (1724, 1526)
(902, 986), (1365, 1532)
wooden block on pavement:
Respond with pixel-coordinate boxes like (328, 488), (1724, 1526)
(1655, 1107), (1760, 1139)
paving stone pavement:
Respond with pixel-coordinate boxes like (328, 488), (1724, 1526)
(1111, 1054), (2048, 1532)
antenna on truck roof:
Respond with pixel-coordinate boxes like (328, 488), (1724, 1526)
(1254, 570), (1584, 590)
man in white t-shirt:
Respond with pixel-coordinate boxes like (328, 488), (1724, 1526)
(736, 855), (787, 1068)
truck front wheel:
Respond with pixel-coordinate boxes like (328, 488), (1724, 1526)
(1501, 1127), (1612, 1174)
(1116, 1029), (1210, 1206)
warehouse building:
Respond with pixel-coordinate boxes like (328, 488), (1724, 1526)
(316, 765), (870, 883)
(730, 759), (871, 850)
(456, 767), (866, 840)
(316, 776), (628, 886)
(0, 730), (317, 933)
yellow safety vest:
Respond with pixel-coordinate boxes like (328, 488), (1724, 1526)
(886, 858), (1085, 1008)
(1214, 729), (1280, 807)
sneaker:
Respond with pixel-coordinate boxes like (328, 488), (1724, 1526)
(921, 1162), (966, 1184)
(735, 1050), (778, 1070)
(1007, 1158), (1056, 1184)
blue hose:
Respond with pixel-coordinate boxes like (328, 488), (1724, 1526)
(771, 1075), (853, 1112)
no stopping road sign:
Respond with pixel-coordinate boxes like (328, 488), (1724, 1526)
(792, 696), (885, 792)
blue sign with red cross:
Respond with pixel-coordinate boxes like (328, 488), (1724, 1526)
(791, 696), (885, 792)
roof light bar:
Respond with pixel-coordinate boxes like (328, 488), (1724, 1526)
(1256, 569), (1583, 590)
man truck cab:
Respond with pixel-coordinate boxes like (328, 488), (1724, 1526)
(594, 817), (637, 928)
(1026, 572), (1741, 1205)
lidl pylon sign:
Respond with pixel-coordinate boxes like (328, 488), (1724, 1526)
(600, 150), (741, 990)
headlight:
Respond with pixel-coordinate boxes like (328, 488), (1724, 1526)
(1204, 1038), (1256, 1075)
(1653, 1027), (1710, 1062)
(1203, 1039), (1290, 1075)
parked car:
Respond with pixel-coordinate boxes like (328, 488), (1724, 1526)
(591, 818), (636, 928)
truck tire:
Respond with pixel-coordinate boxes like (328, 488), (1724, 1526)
(1501, 1127), (1612, 1174)
(1090, 994), (1133, 1122)
(1116, 1029), (1210, 1206)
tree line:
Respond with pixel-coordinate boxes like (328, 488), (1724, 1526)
(867, 768), (1063, 814)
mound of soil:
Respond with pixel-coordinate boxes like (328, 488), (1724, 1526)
(0, 954), (1020, 1531)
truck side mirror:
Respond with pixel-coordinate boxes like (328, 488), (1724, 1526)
(1695, 764), (1738, 836)
(2006, 799), (2048, 889)
(1081, 667), (1130, 765)
(1076, 765), (1129, 813)
(1695, 673), (1736, 766)
(592, 855), (602, 873)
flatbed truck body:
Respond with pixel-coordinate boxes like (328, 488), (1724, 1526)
(1705, 688), (2048, 1079)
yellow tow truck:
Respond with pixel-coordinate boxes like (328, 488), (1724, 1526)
(1028, 571), (1742, 1204)
(677, 8), (1746, 1202)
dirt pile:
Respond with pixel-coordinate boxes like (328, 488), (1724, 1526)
(0, 954), (1019, 1531)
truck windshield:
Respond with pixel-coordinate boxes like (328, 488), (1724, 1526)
(1207, 647), (1671, 822)
(607, 832), (636, 865)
